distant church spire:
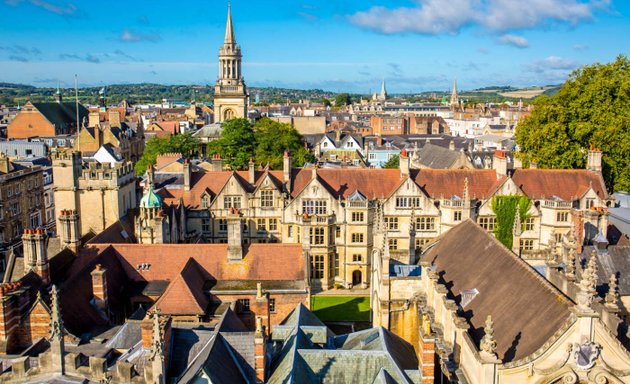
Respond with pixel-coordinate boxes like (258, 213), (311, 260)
(450, 79), (459, 107)
(224, 2), (236, 45)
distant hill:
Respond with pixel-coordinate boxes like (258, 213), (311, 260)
(0, 83), (338, 106)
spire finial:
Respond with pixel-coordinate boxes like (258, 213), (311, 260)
(50, 285), (64, 341)
(224, 1), (236, 45)
(576, 251), (598, 313)
(512, 204), (521, 237)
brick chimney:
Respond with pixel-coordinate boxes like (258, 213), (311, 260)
(418, 313), (436, 384)
(227, 208), (243, 262)
(183, 158), (191, 192)
(211, 154), (223, 172)
(0, 282), (25, 353)
(587, 145), (602, 173)
(254, 316), (268, 383)
(59, 210), (80, 252)
(91, 264), (108, 312)
(283, 151), (292, 193)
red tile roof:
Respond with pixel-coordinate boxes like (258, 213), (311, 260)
(290, 168), (503, 200)
(291, 168), (403, 199)
(153, 258), (209, 315)
(413, 169), (504, 199)
(159, 170), (284, 208)
(86, 243), (305, 283)
(512, 169), (607, 201)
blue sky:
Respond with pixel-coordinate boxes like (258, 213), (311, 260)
(0, 0), (627, 93)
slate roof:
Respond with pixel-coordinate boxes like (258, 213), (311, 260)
(413, 143), (471, 169)
(32, 102), (89, 129)
(268, 304), (419, 384)
(512, 169), (608, 201)
(421, 219), (573, 363)
(582, 245), (630, 296)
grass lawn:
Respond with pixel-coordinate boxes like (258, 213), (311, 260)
(311, 296), (370, 322)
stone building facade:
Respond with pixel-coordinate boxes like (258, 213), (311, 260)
(0, 154), (44, 272)
(51, 149), (136, 238)
(148, 148), (611, 291)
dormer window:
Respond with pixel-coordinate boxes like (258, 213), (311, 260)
(201, 195), (211, 209)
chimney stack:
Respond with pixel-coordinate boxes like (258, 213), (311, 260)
(492, 150), (508, 178)
(22, 228), (49, 284)
(183, 158), (191, 192)
(88, 111), (100, 128)
(283, 151), (293, 193)
(108, 110), (121, 129)
(254, 316), (268, 382)
(399, 149), (409, 179)
(59, 210), (80, 252)
(91, 264), (108, 313)
(227, 208), (243, 261)
(587, 145), (602, 173)
(248, 159), (255, 184)
(211, 154), (223, 172)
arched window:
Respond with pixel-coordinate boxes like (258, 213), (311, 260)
(224, 109), (235, 120)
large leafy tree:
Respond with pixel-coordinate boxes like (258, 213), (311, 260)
(254, 118), (314, 168)
(207, 117), (314, 170)
(135, 132), (200, 175)
(515, 55), (630, 192)
(335, 93), (351, 107)
(207, 118), (256, 170)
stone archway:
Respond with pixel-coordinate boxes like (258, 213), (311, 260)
(352, 270), (362, 286)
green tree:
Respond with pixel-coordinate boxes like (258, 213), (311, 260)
(207, 118), (256, 170)
(135, 132), (201, 175)
(335, 93), (351, 107)
(491, 195), (531, 250)
(515, 55), (630, 192)
(322, 98), (331, 108)
(253, 118), (314, 168)
(383, 155), (399, 169)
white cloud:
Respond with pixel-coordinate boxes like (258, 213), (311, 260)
(573, 44), (589, 50)
(498, 34), (529, 48)
(119, 29), (161, 43)
(528, 56), (579, 73)
(348, 0), (610, 35)
(348, 0), (475, 35)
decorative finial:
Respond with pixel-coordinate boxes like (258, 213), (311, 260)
(150, 310), (164, 362)
(575, 252), (598, 313)
(480, 315), (498, 360)
(605, 273), (620, 311)
(50, 285), (64, 341)
(512, 204), (521, 237)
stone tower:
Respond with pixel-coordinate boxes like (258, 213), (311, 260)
(136, 165), (170, 244)
(213, 4), (248, 123)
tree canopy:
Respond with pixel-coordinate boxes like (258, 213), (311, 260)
(207, 117), (314, 170)
(335, 93), (351, 107)
(515, 55), (630, 192)
(207, 118), (256, 170)
(135, 132), (200, 175)
(383, 155), (400, 169)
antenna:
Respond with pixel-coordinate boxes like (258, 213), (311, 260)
(75, 74), (80, 152)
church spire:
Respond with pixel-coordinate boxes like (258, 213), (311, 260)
(450, 79), (459, 107)
(224, 2), (236, 45)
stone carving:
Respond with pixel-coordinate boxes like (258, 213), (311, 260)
(573, 341), (600, 371)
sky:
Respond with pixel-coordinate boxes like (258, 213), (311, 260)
(0, 0), (628, 93)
